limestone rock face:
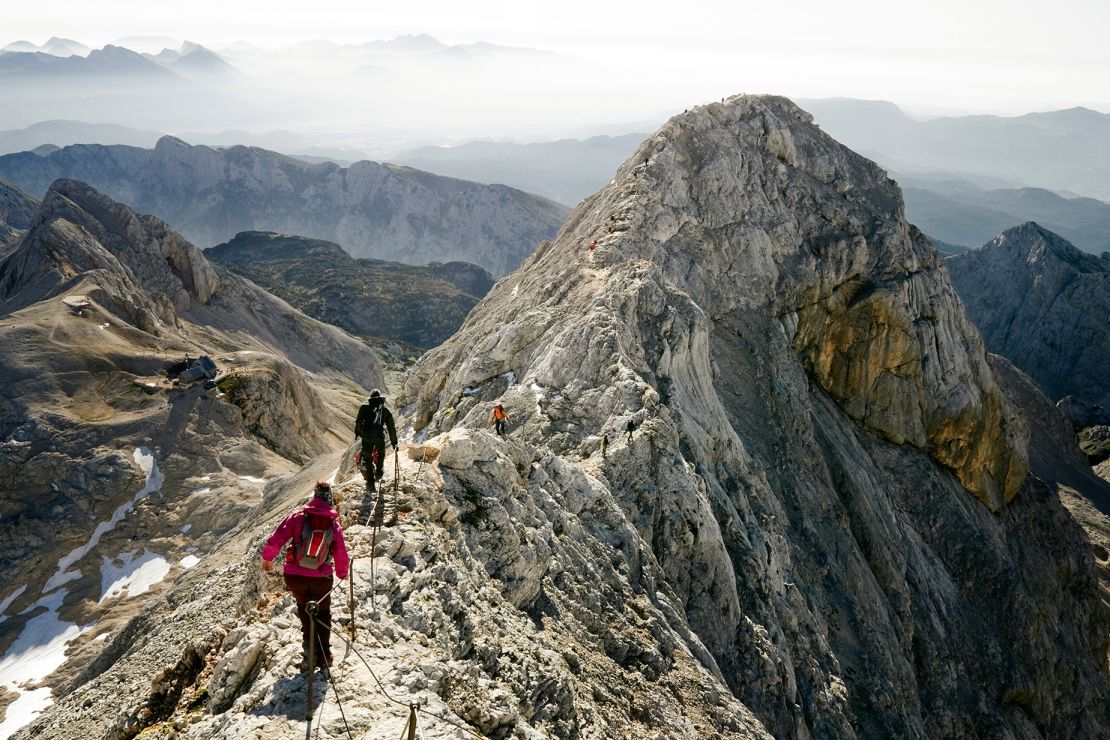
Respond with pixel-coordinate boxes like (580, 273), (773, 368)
(0, 178), (221, 332)
(407, 95), (1026, 507)
(0, 139), (570, 276)
(0, 178), (37, 249)
(947, 222), (1110, 425)
(397, 95), (1105, 736)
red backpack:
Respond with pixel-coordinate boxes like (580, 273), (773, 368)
(287, 512), (334, 569)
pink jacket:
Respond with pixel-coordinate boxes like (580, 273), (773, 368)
(262, 497), (350, 579)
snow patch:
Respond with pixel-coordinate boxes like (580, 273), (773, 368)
(180, 524), (192, 534)
(0, 589), (89, 738)
(326, 467), (339, 485)
(179, 555), (200, 569)
(238, 475), (266, 484)
(530, 382), (546, 416)
(0, 687), (53, 739)
(43, 448), (163, 594)
(503, 371), (516, 386)
(191, 487), (211, 495)
(511, 283), (519, 298)
(99, 549), (171, 602)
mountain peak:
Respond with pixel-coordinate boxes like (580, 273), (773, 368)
(10, 177), (221, 326)
(405, 91), (1026, 507)
(989, 221), (1110, 274)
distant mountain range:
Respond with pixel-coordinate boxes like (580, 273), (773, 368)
(798, 98), (1110, 203)
(0, 41), (235, 79)
(394, 133), (646, 206)
(0, 34), (594, 138)
(1, 37), (90, 56)
(0, 136), (569, 275)
(390, 123), (1110, 255)
(899, 179), (1110, 254)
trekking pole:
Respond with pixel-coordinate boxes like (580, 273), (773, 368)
(305, 601), (318, 720)
(402, 704), (418, 740)
(394, 446), (399, 492)
(348, 558), (356, 640)
(369, 518), (379, 612)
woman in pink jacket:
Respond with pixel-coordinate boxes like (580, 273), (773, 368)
(261, 481), (349, 667)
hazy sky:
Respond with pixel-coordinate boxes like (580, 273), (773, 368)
(7, 0), (1110, 114)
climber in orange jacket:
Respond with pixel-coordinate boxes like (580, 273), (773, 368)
(491, 403), (510, 437)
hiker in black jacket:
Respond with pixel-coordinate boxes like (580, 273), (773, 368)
(354, 389), (397, 492)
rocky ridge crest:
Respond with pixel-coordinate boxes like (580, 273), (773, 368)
(396, 94), (1106, 736)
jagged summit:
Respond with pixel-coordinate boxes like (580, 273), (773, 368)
(393, 93), (1109, 737)
(407, 93), (1025, 506)
(978, 220), (1110, 273)
(948, 223), (1110, 423)
(0, 177), (218, 331)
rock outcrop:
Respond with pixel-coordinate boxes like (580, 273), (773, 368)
(0, 178), (37, 250)
(398, 95), (1106, 736)
(0, 138), (570, 276)
(205, 230), (495, 349)
(947, 222), (1110, 425)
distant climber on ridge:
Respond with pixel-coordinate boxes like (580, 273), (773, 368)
(626, 418), (636, 442)
(355, 389), (397, 492)
(261, 481), (349, 668)
(491, 403), (510, 437)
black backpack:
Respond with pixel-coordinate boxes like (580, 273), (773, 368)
(360, 403), (385, 437)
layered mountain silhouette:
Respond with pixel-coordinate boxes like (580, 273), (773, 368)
(0, 44), (178, 78)
(0, 38), (91, 57)
(800, 98), (1110, 203)
(205, 231), (494, 349)
(393, 125), (1110, 256)
(0, 137), (569, 276)
(948, 223), (1110, 424)
(14, 95), (1109, 740)
(394, 133), (647, 206)
(900, 178), (1110, 253)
